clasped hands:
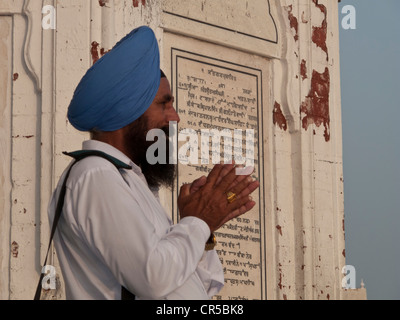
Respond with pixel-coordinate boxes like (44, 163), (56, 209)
(178, 163), (260, 233)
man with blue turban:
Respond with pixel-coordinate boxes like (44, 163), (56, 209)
(47, 26), (259, 300)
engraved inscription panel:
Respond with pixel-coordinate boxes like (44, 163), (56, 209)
(171, 49), (266, 300)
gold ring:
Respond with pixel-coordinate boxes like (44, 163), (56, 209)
(226, 191), (237, 203)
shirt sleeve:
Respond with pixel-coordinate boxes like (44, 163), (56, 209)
(196, 251), (225, 298)
(180, 218), (225, 297)
(67, 166), (213, 299)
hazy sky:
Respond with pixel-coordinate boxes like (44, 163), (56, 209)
(339, 0), (400, 300)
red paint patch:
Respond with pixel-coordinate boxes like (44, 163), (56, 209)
(133, 0), (146, 7)
(273, 102), (288, 131)
(301, 11), (308, 24)
(13, 73), (19, 81)
(11, 241), (19, 258)
(286, 5), (299, 42)
(91, 41), (100, 65)
(91, 42), (111, 65)
(100, 48), (111, 56)
(276, 225), (283, 236)
(300, 67), (330, 142)
(312, 0), (328, 61)
(99, 0), (107, 7)
(300, 59), (307, 80)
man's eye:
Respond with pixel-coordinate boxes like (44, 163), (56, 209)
(161, 100), (171, 107)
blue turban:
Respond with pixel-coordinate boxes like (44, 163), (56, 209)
(67, 26), (160, 132)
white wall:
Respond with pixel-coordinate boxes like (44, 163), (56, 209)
(0, 0), (364, 300)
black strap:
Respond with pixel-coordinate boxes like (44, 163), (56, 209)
(34, 150), (136, 300)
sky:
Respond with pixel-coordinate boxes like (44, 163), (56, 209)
(339, 0), (400, 300)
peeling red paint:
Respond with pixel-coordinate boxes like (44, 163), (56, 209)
(11, 241), (19, 258)
(342, 249), (346, 257)
(100, 48), (111, 56)
(312, 0), (328, 61)
(301, 11), (308, 24)
(300, 67), (331, 142)
(300, 59), (307, 80)
(91, 42), (111, 65)
(273, 102), (288, 131)
(13, 73), (19, 81)
(99, 0), (107, 7)
(133, 0), (146, 7)
(286, 5), (299, 42)
(91, 41), (100, 64)
(276, 225), (283, 236)
(12, 135), (34, 139)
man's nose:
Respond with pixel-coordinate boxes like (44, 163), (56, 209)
(167, 107), (180, 124)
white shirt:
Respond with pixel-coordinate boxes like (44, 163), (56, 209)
(48, 140), (224, 300)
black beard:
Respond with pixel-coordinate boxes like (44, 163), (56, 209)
(124, 115), (176, 189)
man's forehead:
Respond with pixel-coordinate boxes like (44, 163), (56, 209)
(159, 77), (170, 88)
(156, 78), (173, 98)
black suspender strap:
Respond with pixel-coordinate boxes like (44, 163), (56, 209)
(34, 150), (136, 300)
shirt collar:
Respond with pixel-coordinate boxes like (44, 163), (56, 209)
(82, 140), (143, 175)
